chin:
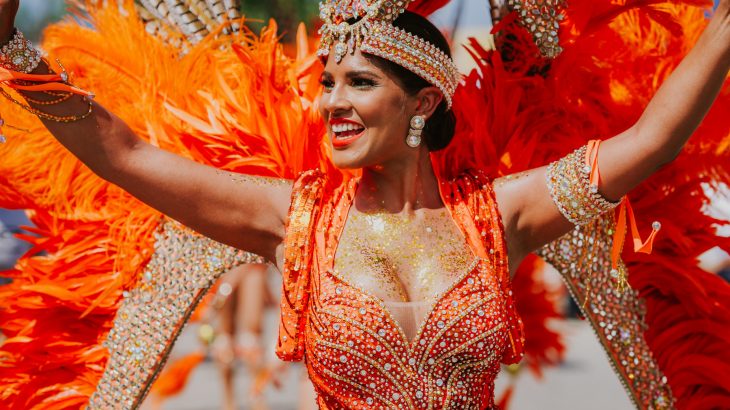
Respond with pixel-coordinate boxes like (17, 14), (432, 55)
(329, 138), (373, 170)
(331, 152), (368, 170)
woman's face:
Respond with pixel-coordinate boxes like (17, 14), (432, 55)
(319, 50), (418, 170)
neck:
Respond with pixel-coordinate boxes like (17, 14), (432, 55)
(356, 148), (443, 214)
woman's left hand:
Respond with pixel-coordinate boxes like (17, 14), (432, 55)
(710, 0), (730, 47)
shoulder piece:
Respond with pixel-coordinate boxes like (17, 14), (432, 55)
(439, 170), (503, 261)
(277, 169), (327, 361)
(89, 220), (261, 409)
(538, 215), (674, 409)
(440, 169), (525, 364)
(71, 1), (243, 47)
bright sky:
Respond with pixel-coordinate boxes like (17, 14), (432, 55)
(431, 0), (494, 72)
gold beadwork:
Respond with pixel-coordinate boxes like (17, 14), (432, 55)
(546, 144), (621, 226)
(132, 0), (243, 43)
(360, 23), (460, 108)
(538, 216), (674, 409)
(23, 90), (74, 106)
(540, 145), (673, 409)
(506, 0), (567, 58)
(88, 219), (262, 409)
(0, 87), (94, 123)
(0, 29), (42, 73)
(317, 0), (460, 108)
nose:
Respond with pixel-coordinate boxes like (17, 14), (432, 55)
(321, 83), (352, 116)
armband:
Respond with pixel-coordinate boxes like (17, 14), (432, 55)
(0, 29), (42, 73)
(546, 143), (621, 226)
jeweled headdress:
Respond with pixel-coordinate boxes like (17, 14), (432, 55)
(317, 0), (460, 108)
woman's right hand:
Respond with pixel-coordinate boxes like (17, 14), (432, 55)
(0, 0), (19, 45)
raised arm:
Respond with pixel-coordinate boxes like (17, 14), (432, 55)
(495, 2), (730, 272)
(0, 1), (291, 262)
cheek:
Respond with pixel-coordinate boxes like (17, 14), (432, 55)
(317, 95), (328, 120)
(359, 93), (407, 135)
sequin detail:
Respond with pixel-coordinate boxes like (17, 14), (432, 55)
(546, 144), (620, 226)
(506, 0), (566, 58)
(279, 170), (524, 409)
(89, 220), (261, 409)
(538, 216), (674, 409)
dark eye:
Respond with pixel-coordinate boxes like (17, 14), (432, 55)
(351, 77), (375, 88)
(319, 77), (334, 90)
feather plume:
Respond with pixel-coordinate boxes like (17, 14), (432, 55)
(0, 0), (727, 407)
(0, 3), (328, 408)
(407, 0), (451, 17)
(148, 352), (206, 399)
(435, 1), (729, 407)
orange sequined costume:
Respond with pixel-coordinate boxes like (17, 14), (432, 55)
(0, 1), (729, 410)
(278, 169), (524, 408)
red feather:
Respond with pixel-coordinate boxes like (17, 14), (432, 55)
(436, 0), (729, 407)
(407, 0), (451, 17)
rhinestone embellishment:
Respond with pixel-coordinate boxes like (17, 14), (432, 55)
(88, 220), (262, 409)
(317, 1), (460, 107)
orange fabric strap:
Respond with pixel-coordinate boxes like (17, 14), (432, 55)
(0, 66), (92, 97)
(585, 139), (602, 187)
(585, 140), (660, 270)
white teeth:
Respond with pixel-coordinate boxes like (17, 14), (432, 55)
(332, 123), (364, 133)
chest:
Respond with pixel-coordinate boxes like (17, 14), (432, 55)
(305, 259), (510, 408)
(333, 209), (475, 304)
(282, 172), (523, 407)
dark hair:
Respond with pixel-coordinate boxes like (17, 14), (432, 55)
(364, 11), (456, 151)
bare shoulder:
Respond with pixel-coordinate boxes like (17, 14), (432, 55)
(221, 171), (294, 233)
(493, 168), (547, 228)
(492, 167), (573, 275)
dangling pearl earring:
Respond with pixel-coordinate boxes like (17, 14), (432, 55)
(406, 115), (426, 148)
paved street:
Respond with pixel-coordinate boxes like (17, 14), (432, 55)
(143, 317), (634, 410)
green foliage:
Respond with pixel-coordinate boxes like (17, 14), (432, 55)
(242, 0), (320, 41)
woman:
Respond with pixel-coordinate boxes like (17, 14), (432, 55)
(1, 0), (728, 408)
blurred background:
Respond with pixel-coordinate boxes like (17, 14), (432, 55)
(16, 0), (319, 42)
(15, 0), (65, 42)
(3, 1), (729, 409)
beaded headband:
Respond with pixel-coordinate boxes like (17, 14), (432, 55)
(317, 0), (460, 108)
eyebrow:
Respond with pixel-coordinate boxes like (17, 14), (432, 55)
(321, 70), (381, 79)
(345, 70), (380, 78)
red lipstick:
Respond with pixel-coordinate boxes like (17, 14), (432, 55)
(330, 118), (365, 148)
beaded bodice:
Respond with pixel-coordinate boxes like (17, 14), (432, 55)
(308, 258), (512, 409)
(277, 169), (525, 409)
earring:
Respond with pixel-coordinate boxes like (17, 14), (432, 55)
(406, 115), (426, 148)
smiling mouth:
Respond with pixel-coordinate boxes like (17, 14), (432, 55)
(331, 122), (366, 147)
(332, 123), (365, 138)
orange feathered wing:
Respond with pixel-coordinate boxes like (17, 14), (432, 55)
(0, 0), (728, 409)
(0, 3), (331, 409)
